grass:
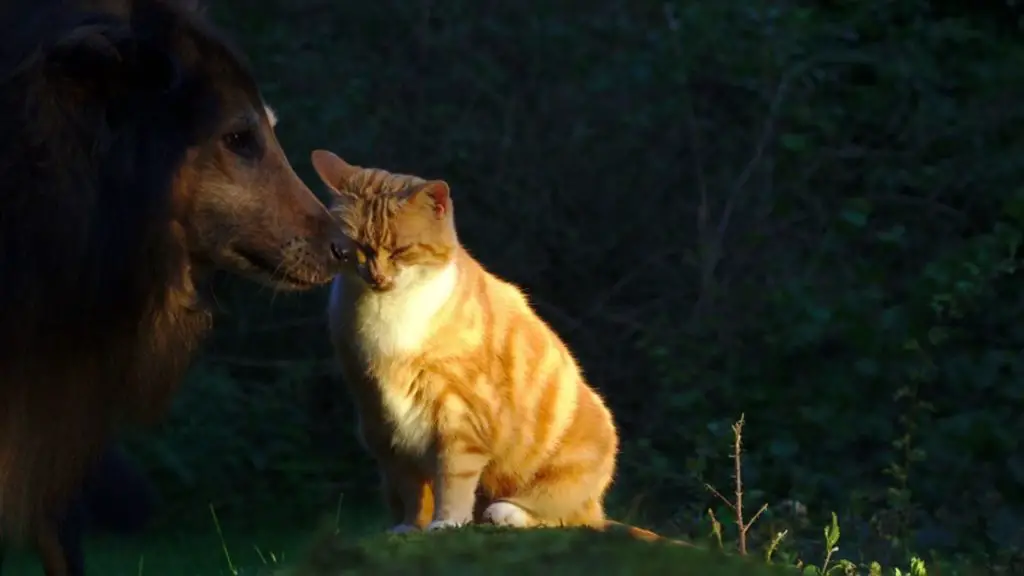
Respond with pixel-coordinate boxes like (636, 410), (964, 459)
(0, 504), (791, 576)
(292, 526), (795, 576)
(1, 522), (793, 576)
(4, 416), (943, 575)
(1, 520), (310, 575)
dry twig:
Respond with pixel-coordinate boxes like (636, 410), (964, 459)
(704, 413), (769, 555)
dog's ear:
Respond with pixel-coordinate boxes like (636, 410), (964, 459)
(178, 0), (204, 13)
(47, 19), (181, 97)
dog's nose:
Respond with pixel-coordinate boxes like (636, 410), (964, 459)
(316, 211), (351, 272)
(325, 220), (355, 271)
(329, 242), (350, 263)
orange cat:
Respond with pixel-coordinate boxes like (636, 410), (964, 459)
(312, 149), (688, 544)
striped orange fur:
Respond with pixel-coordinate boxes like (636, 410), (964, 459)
(311, 149), (690, 546)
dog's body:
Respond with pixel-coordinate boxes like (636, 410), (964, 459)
(0, 446), (157, 576)
(0, 1), (345, 573)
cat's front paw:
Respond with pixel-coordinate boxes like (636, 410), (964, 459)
(482, 501), (532, 527)
(425, 518), (469, 531)
(388, 523), (420, 535)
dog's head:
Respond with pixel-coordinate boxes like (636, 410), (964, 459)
(44, 0), (347, 291)
(173, 85), (346, 291)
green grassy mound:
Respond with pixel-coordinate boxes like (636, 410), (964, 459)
(290, 526), (795, 576)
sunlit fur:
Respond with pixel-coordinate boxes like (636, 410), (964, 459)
(312, 150), (689, 544)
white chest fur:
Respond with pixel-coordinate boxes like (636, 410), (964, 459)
(346, 262), (458, 358)
(330, 263), (458, 457)
(377, 385), (435, 456)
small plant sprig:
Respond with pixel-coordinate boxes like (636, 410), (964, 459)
(800, 512), (856, 575)
(699, 412), (935, 576)
(799, 511), (928, 576)
(704, 414), (769, 556)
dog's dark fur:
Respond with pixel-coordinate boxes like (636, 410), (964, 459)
(0, 446), (157, 576)
(0, 1), (345, 573)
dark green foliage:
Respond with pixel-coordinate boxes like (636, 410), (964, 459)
(126, 0), (1024, 570)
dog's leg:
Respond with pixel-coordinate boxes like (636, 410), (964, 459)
(56, 496), (87, 576)
(34, 519), (68, 576)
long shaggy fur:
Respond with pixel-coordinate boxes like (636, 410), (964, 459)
(0, 0), (344, 562)
(0, 0), (208, 543)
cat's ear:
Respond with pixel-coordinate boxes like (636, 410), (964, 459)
(409, 180), (451, 219)
(310, 149), (360, 195)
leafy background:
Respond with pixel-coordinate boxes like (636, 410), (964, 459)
(119, 0), (1024, 570)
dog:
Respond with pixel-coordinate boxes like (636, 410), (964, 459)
(0, 1), (347, 573)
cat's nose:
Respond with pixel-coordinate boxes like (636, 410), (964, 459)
(360, 266), (394, 291)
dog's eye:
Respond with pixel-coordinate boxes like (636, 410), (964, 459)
(222, 128), (261, 160)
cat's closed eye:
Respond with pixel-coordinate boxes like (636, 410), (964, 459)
(390, 247), (409, 260)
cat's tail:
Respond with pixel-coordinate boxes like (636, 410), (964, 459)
(601, 520), (695, 546)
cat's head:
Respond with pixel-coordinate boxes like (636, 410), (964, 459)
(310, 149), (457, 292)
